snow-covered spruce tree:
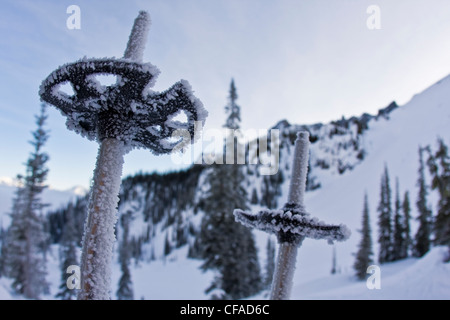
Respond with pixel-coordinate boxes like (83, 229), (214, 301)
(414, 147), (433, 258)
(377, 165), (393, 263)
(427, 139), (450, 250)
(393, 178), (407, 261)
(264, 238), (276, 289)
(4, 104), (50, 299)
(197, 80), (262, 299)
(3, 176), (25, 277)
(354, 193), (373, 280)
(116, 212), (134, 300)
(402, 191), (412, 258)
(56, 202), (80, 300)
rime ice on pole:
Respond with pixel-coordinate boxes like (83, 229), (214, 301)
(234, 131), (350, 300)
(39, 11), (207, 300)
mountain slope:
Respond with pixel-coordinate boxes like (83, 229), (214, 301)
(290, 74), (450, 286)
(0, 180), (87, 227)
(290, 246), (450, 300)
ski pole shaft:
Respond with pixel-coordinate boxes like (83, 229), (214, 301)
(270, 132), (310, 300)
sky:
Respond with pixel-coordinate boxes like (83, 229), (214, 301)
(1, 0), (450, 191)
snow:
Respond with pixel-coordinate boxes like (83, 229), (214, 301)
(7, 243), (440, 301)
(0, 244), (214, 300)
(111, 246), (214, 300)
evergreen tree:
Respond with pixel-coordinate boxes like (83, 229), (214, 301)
(3, 104), (50, 299)
(393, 178), (406, 260)
(224, 79), (240, 130)
(354, 193), (373, 280)
(264, 238), (276, 288)
(377, 165), (393, 263)
(402, 191), (412, 258)
(197, 80), (262, 299)
(414, 147), (433, 257)
(56, 202), (80, 300)
(164, 231), (172, 257)
(427, 139), (450, 248)
(116, 213), (134, 300)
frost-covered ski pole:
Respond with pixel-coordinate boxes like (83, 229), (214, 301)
(39, 11), (207, 300)
(234, 132), (350, 300)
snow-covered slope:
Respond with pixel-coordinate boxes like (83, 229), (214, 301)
(286, 74), (450, 289)
(290, 246), (450, 300)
